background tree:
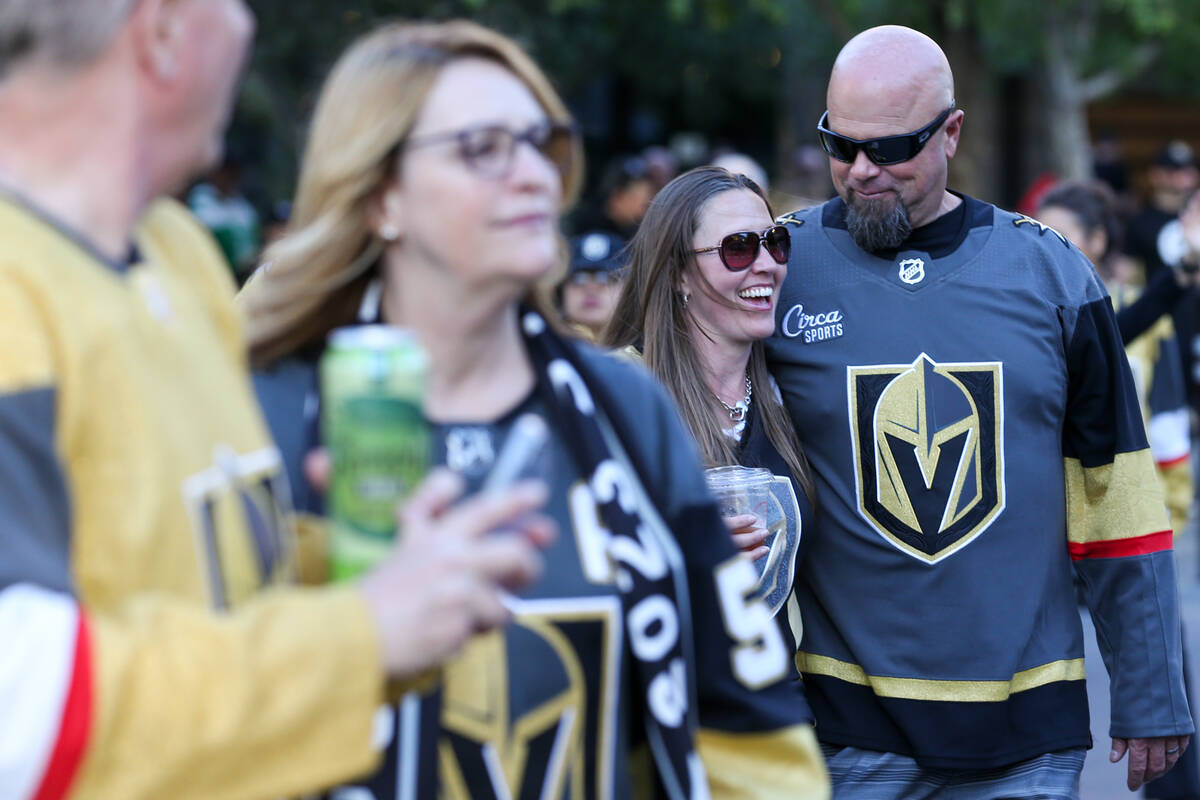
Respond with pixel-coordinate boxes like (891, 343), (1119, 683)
(239, 0), (1200, 214)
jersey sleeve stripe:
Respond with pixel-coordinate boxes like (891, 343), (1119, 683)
(1158, 453), (1191, 469)
(31, 613), (92, 800)
(0, 585), (88, 800)
(1064, 450), (1171, 545)
(1068, 529), (1174, 561)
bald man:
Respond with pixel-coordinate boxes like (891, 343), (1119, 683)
(767, 25), (1193, 798)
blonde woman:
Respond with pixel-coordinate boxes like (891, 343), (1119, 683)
(241, 21), (827, 800)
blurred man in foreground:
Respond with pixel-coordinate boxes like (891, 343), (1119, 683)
(0, 2), (550, 798)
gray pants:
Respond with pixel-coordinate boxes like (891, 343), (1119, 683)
(822, 744), (1086, 800)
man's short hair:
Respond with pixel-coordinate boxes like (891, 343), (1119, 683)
(0, 0), (135, 76)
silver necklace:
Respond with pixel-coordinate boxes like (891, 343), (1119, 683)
(716, 375), (753, 423)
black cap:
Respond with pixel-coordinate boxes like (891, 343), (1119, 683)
(568, 231), (627, 274)
(1154, 140), (1196, 170)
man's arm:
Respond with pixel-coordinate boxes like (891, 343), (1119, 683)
(1061, 295), (1194, 790)
(0, 276), (552, 800)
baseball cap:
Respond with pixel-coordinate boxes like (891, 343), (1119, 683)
(568, 231), (627, 275)
(1154, 140), (1196, 170)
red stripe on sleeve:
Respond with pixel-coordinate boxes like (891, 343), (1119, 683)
(32, 614), (93, 800)
(1069, 530), (1174, 561)
(1157, 453), (1190, 468)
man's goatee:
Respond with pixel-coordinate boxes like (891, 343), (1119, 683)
(846, 196), (912, 252)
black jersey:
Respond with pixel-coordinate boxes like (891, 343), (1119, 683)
(256, 339), (828, 799)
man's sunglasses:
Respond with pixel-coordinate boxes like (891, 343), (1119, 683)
(817, 103), (956, 166)
(406, 120), (579, 178)
(694, 225), (790, 271)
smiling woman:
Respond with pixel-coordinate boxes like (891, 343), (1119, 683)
(604, 168), (818, 743)
(239, 21), (827, 800)
(606, 166), (814, 507)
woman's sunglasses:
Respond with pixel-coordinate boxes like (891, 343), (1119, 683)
(694, 225), (790, 271)
(817, 103), (956, 166)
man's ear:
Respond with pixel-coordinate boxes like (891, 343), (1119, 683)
(943, 109), (964, 159)
(130, 0), (184, 85)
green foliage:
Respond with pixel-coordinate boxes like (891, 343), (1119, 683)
(236, 0), (1200, 205)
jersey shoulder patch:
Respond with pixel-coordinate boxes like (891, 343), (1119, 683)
(775, 210), (806, 227)
(1011, 214), (1069, 247)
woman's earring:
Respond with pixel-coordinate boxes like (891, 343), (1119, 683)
(379, 222), (400, 242)
(681, 291), (691, 307)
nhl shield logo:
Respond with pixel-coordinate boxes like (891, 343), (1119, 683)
(898, 257), (925, 284)
(848, 354), (1005, 563)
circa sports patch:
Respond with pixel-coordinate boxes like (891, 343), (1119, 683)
(847, 354), (1005, 564)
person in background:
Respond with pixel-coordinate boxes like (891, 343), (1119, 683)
(1127, 141), (1200, 403)
(581, 153), (656, 239)
(605, 164), (819, 687)
(241, 20), (826, 799)
(0, 2), (553, 800)
(711, 152), (770, 194)
(1039, 181), (1192, 532)
(642, 143), (680, 192)
(557, 230), (627, 341)
(188, 149), (262, 282)
(1039, 178), (1200, 800)
(769, 24), (1191, 797)
(1128, 141), (1200, 283)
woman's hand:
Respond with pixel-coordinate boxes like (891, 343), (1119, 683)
(724, 512), (769, 561)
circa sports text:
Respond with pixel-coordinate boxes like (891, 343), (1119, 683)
(781, 302), (845, 343)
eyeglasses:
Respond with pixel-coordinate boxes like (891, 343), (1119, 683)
(817, 103), (956, 166)
(405, 120), (578, 178)
(694, 225), (790, 271)
(566, 269), (621, 286)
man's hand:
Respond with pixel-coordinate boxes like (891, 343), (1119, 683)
(1110, 735), (1191, 791)
(723, 513), (769, 561)
(359, 468), (556, 679)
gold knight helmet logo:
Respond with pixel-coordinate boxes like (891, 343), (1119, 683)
(848, 354), (1005, 563)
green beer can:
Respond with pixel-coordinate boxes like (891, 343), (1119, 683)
(321, 325), (429, 581)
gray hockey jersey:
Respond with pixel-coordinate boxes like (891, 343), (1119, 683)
(766, 194), (1192, 768)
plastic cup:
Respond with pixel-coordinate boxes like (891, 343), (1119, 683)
(704, 465), (774, 524)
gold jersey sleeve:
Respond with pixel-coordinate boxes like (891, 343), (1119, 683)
(0, 196), (388, 799)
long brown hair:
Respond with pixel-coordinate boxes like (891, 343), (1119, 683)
(239, 20), (582, 368)
(604, 166), (813, 503)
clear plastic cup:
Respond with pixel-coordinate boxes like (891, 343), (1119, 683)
(704, 465), (774, 524)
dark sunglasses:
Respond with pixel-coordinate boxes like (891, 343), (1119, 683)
(694, 225), (790, 271)
(817, 103), (956, 166)
(406, 120), (578, 178)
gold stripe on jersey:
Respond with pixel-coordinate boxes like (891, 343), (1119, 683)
(1065, 449), (1170, 544)
(697, 724), (829, 799)
(795, 652), (1085, 702)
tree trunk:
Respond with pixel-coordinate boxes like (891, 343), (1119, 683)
(1042, 16), (1093, 181)
(942, 25), (1002, 203)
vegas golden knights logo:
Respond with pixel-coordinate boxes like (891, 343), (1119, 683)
(439, 598), (619, 800)
(848, 354), (1005, 564)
